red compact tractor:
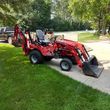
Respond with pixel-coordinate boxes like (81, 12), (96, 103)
(13, 25), (103, 78)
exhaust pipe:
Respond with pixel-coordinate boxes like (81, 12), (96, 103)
(82, 55), (104, 78)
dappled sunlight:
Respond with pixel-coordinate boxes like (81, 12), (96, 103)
(21, 60), (30, 64)
(0, 43), (14, 48)
(0, 44), (29, 72)
(4, 55), (29, 65)
(6, 56), (22, 62)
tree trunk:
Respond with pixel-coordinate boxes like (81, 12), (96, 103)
(108, 25), (110, 34)
(101, 19), (106, 35)
(97, 11), (102, 35)
(97, 18), (101, 34)
(101, 8), (108, 35)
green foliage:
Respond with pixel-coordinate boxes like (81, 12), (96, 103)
(0, 0), (110, 33)
(0, 0), (90, 31)
(52, 0), (72, 21)
(50, 0), (91, 31)
(68, 0), (110, 34)
(50, 17), (91, 31)
(0, 0), (30, 26)
(21, 0), (51, 31)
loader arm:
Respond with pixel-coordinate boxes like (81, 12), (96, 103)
(72, 43), (104, 78)
(56, 39), (104, 78)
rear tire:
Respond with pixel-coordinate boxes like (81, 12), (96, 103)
(29, 50), (44, 64)
(60, 58), (72, 71)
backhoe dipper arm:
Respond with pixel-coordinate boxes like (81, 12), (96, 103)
(14, 24), (30, 55)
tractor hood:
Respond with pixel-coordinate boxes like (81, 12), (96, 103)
(56, 39), (85, 52)
(56, 39), (79, 47)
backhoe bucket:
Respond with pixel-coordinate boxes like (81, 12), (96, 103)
(83, 55), (104, 78)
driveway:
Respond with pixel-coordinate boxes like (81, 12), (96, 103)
(47, 40), (110, 94)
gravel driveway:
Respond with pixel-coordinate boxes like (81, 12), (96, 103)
(48, 40), (110, 94)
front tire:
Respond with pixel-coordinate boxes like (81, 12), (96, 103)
(60, 58), (72, 71)
(29, 50), (44, 64)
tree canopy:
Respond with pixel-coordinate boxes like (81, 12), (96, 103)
(68, 0), (110, 34)
(0, 0), (110, 33)
(0, 0), (30, 26)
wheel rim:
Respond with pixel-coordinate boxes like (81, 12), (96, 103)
(8, 37), (12, 44)
(31, 55), (38, 63)
(61, 61), (69, 70)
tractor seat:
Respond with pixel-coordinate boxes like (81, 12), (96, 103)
(36, 30), (50, 46)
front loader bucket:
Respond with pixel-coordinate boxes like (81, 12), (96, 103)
(83, 55), (104, 78)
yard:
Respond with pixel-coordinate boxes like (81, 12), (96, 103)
(0, 44), (110, 110)
(78, 32), (100, 42)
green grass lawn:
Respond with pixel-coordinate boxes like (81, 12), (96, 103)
(0, 44), (110, 110)
(78, 32), (100, 42)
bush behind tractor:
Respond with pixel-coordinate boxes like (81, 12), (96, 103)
(13, 25), (104, 78)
